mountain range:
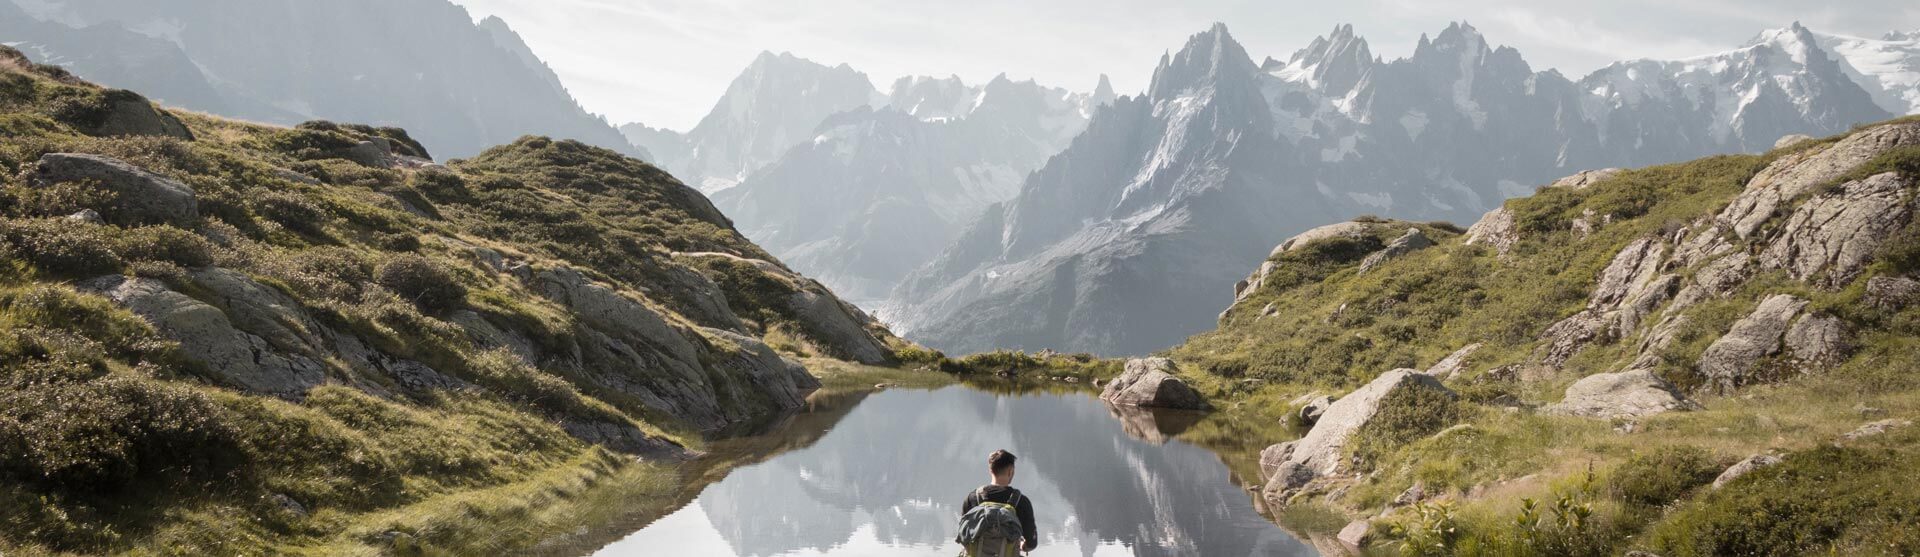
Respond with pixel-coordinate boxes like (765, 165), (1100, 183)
(0, 0), (641, 159)
(882, 21), (1920, 357)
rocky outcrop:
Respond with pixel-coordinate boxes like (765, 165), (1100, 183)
(1298, 395), (1335, 425)
(1759, 172), (1913, 288)
(79, 274), (326, 396)
(1549, 168), (1623, 190)
(1100, 358), (1209, 410)
(1718, 122), (1920, 239)
(787, 288), (890, 364)
(1841, 418), (1912, 441)
(1867, 275), (1920, 310)
(1699, 294), (1808, 393)
(1784, 313), (1850, 367)
(84, 89), (194, 140)
(1464, 206), (1519, 255)
(1537, 237), (1677, 366)
(1285, 370), (1451, 476)
(1712, 454), (1783, 489)
(1357, 228), (1433, 274)
(30, 153), (198, 226)
(1774, 134), (1814, 150)
(1545, 369), (1698, 419)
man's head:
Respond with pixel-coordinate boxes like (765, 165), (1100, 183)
(988, 450), (1017, 484)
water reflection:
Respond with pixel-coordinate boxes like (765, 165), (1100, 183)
(593, 386), (1313, 556)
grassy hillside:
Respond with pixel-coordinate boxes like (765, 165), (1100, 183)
(1169, 118), (1920, 555)
(0, 45), (908, 555)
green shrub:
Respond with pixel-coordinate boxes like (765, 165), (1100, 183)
(1347, 383), (1469, 469)
(375, 255), (466, 312)
(0, 376), (245, 493)
(1608, 445), (1723, 507)
(116, 225), (214, 268)
(250, 190), (328, 235)
(0, 218), (123, 276)
(1649, 445), (1920, 556)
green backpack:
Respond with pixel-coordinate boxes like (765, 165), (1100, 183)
(955, 487), (1024, 556)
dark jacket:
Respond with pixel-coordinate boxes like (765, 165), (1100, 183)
(960, 484), (1037, 552)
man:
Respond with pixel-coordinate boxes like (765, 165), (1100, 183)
(956, 450), (1038, 556)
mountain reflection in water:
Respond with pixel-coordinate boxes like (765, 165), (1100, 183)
(592, 385), (1313, 556)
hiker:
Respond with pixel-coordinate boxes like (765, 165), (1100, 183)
(955, 449), (1038, 556)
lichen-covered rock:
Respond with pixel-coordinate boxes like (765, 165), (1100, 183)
(30, 153), (198, 226)
(1774, 134), (1814, 150)
(1719, 122), (1920, 239)
(1464, 206), (1518, 255)
(1271, 221), (1370, 258)
(79, 274), (326, 396)
(82, 89), (194, 140)
(1867, 275), (1920, 310)
(1759, 172), (1912, 289)
(1259, 441), (1297, 480)
(1537, 237), (1676, 366)
(1100, 357), (1208, 409)
(1357, 228), (1433, 274)
(1545, 369), (1698, 419)
(1784, 313), (1850, 367)
(1549, 168), (1623, 190)
(1712, 454), (1783, 489)
(1699, 294), (1808, 393)
(1841, 419), (1912, 441)
(1298, 395), (1335, 425)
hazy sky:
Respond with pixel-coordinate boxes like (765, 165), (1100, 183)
(448, 0), (1920, 131)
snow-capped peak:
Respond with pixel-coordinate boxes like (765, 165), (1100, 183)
(1814, 28), (1920, 115)
(1274, 23), (1374, 95)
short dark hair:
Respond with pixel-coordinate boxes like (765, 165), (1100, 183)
(989, 450), (1017, 474)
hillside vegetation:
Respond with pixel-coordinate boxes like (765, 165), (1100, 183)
(0, 45), (907, 555)
(1168, 118), (1920, 555)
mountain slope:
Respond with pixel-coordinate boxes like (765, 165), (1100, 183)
(888, 22), (1904, 357)
(2, 0), (640, 160)
(1162, 116), (1920, 554)
(647, 52), (884, 193)
(711, 74), (1110, 303)
(0, 46), (900, 554)
(1815, 27), (1920, 116)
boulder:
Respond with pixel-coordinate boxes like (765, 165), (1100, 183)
(1712, 454), (1783, 489)
(1424, 344), (1482, 379)
(1866, 276), (1920, 310)
(1537, 237), (1674, 366)
(786, 288), (891, 364)
(1841, 419), (1912, 441)
(1719, 122), (1920, 239)
(1357, 228), (1433, 274)
(1099, 358), (1208, 410)
(64, 209), (103, 224)
(1545, 369), (1698, 419)
(1259, 441), (1297, 479)
(79, 274), (326, 396)
(1298, 395), (1335, 425)
(343, 138), (396, 168)
(1699, 294), (1808, 393)
(1774, 134), (1814, 150)
(30, 153), (198, 226)
(1759, 172), (1912, 289)
(83, 89), (194, 140)
(1784, 313), (1850, 367)
(1286, 370), (1453, 476)
(1392, 481), (1429, 507)
(1337, 519), (1373, 549)
(1549, 168), (1623, 190)
(1464, 206), (1519, 256)
(1271, 221), (1370, 258)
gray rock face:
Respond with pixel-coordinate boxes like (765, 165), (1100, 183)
(1298, 395), (1335, 425)
(1545, 369), (1698, 419)
(1759, 172), (1913, 288)
(1425, 344), (1482, 379)
(1286, 370), (1452, 476)
(787, 288), (891, 364)
(1712, 454), (1783, 489)
(1719, 123), (1920, 239)
(1357, 228), (1433, 274)
(1259, 441), (1297, 479)
(1538, 237), (1677, 366)
(1464, 206), (1518, 255)
(1337, 519), (1373, 549)
(1867, 276), (1920, 310)
(79, 274), (326, 396)
(1699, 294), (1809, 393)
(1099, 358), (1209, 410)
(30, 153), (198, 226)
(1784, 313), (1850, 367)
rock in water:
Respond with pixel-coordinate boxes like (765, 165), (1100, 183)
(1545, 369), (1698, 419)
(1712, 454), (1783, 489)
(30, 153), (198, 226)
(1099, 357), (1208, 409)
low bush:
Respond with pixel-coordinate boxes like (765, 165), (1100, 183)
(0, 376), (246, 493)
(1608, 445), (1723, 508)
(249, 190), (328, 235)
(1648, 445), (1920, 556)
(0, 218), (123, 277)
(1347, 384), (1469, 469)
(375, 255), (466, 312)
(116, 225), (214, 268)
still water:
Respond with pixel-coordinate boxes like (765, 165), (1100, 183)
(590, 384), (1315, 557)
